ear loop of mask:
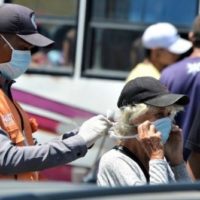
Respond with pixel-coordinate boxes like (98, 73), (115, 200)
(106, 109), (138, 139)
(107, 122), (138, 139)
(0, 34), (14, 50)
(109, 131), (138, 139)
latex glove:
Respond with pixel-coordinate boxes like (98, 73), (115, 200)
(78, 115), (112, 147)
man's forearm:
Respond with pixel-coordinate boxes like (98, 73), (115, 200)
(0, 133), (87, 175)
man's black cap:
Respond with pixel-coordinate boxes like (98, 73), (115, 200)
(117, 77), (189, 108)
(0, 3), (54, 47)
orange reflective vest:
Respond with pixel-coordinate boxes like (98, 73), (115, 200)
(0, 89), (38, 181)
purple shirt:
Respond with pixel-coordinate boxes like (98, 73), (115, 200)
(160, 57), (200, 157)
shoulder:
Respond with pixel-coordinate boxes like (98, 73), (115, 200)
(162, 57), (191, 75)
(127, 62), (160, 81)
(99, 149), (122, 167)
(160, 58), (191, 85)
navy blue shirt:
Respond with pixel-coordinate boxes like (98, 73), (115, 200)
(185, 105), (200, 152)
(160, 57), (200, 159)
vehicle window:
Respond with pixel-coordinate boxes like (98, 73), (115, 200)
(12, 0), (78, 75)
(92, 0), (197, 26)
(83, 0), (198, 79)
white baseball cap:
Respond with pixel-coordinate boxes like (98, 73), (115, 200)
(142, 23), (192, 54)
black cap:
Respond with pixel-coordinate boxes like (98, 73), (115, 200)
(117, 77), (189, 108)
(0, 3), (54, 47)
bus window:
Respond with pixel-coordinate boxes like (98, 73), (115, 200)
(83, 0), (198, 80)
(11, 0), (78, 75)
(141, 0), (197, 26)
(92, 0), (198, 26)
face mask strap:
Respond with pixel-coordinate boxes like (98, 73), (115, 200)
(0, 34), (14, 50)
(109, 131), (138, 139)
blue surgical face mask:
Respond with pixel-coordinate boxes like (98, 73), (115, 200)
(0, 35), (31, 80)
(153, 117), (172, 144)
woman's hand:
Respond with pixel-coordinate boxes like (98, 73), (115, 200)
(137, 120), (164, 160)
(164, 125), (184, 166)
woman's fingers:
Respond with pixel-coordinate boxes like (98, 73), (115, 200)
(138, 121), (161, 140)
(138, 120), (151, 139)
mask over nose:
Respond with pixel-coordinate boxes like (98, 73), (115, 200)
(153, 117), (172, 144)
(0, 35), (31, 80)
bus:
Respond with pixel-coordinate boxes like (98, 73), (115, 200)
(2, 0), (199, 182)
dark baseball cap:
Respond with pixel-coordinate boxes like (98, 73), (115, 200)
(0, 3), (54, 47)
(117, 77), (189, 108)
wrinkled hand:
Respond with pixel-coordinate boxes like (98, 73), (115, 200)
(164, 125), (184, 166)
(138, 121), (164, 160)
(78, 115), (112, 147)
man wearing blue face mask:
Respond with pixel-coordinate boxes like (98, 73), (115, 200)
(97, 77), (192, 187)
(0, 3), (112, 181)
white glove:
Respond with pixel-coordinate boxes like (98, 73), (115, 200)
(78, 115), (112, 147)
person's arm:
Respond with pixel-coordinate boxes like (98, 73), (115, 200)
(187, 151), (200, 180)
(0, 131), (87, 174)
(185, 106), (200, 180)
(149, 159), (171, 184)
(0, 115), (112, 175)
(137, 121), (171, 184)
(171, 161), (191, 182)
(164, 125), (192, 182)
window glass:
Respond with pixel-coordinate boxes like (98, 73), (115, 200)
(12, 0), (77, 18)
(84, 0), (198, 79)
(84, 29), (143, 73)
(142, 0), (197, 26)
(12, 0), (78, 73)
(92, 0), (197, 27)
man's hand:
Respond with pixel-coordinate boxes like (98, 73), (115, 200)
(138, 121), (164, 160)
(78, 115), (112, 147)
(164, 125), (184, 166)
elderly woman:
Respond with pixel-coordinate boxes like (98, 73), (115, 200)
(97, 77), (191, 187)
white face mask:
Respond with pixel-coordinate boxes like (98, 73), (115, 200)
(0, 35), (31, 80)
(109, 117), (172, 142)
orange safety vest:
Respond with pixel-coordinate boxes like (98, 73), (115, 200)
(0, 89), (38, 181)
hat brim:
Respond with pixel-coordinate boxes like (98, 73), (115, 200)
(168, 37), (192, 54)
(144, 93), (189, 107)
(17, 33), (54, 47)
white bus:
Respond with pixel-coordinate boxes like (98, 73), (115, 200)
(3, 0), (199, 182)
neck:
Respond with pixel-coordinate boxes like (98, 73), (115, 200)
(145, 58), (163, 72)
(0, 76), (7, 87)
(0, 75), (14, 95)
(190, 48), (200, 58)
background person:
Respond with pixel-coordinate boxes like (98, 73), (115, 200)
(186, 105), (200, 180)
(97, 77), (191, 187)
(0, 3), (112, 181)
(160, 16), (200, 161)
(47, 28), (76, 67)
(126, 23), (192, 82)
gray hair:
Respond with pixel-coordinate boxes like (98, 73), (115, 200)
(114, 103), (183, 137)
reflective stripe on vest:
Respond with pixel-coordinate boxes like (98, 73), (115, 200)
(0, 89), (38, 181)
